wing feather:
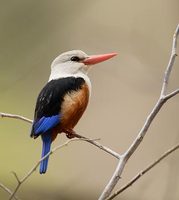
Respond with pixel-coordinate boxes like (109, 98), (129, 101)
(31, 77), (85, 137)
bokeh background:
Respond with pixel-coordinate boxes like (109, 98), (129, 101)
(0, 0), (179, 199)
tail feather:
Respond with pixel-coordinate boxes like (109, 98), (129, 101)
(40, 132), (52, 174)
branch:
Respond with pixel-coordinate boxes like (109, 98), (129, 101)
(0, 112), (120, 199)
(8, 138), (91, 200)
(160, 24), (179, 97)
(98, 24), (179, 200)
(0, 112), (32, 123)
(164, 88), (179, 100)
(0, 112), (119, 159)
(72, 133), (120, 159)
(0, 182), (19, 200)
(107, 143), (179, 200)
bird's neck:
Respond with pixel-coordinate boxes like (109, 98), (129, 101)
(49, 71), (92, 96)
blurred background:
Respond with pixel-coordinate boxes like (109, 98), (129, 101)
(0, 0), (179, 199)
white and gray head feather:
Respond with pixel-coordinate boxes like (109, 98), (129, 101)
(49, 50), (91, 94)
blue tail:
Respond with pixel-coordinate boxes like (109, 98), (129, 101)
(40, 132), (52, 174)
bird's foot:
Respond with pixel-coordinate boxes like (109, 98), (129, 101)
(64, 129), (76, 139)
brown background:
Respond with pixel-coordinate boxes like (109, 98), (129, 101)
(0, 0), (179, 199)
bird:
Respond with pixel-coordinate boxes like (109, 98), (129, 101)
(30, 50), (117, 174)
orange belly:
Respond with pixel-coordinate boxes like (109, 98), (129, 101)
(56, 83), (89, 134)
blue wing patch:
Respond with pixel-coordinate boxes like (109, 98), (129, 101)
(32, 115), (60, 136)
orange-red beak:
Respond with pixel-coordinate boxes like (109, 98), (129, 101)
(83, 52), (117, 65)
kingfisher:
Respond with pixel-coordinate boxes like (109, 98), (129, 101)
(30, 50), (117, 174)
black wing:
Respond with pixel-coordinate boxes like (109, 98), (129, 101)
(31, 77), (85, 137)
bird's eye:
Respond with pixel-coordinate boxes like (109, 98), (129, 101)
(70, 56), (80, 62)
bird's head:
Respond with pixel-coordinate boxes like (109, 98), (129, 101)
(49, 50), (117, 80)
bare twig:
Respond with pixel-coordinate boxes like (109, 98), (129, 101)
(164, 88), (179, 100)
(0, 182), (19, 200)
(160, 24), (179, 97)
(0, 113), (119, 199)
(73, 133), (120, 159)
(11, 172), (21, 184)
(0, 112), (32, 123)
(107, 143), (179, 200)
(98, 24), (179, 200)
(8, 138), (91, 200)
(0, 112), (119, 159)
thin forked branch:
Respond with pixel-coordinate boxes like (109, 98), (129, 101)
(8, 138), (95, 200)
(0, 112), (119, 159)
(0, 182), (19, 200)
(98, 24), (179, 200)
(107, 143), (179, 200)
(0, 112), (119, 199)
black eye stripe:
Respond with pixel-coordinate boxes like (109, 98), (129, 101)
(70, 56), (80, 62)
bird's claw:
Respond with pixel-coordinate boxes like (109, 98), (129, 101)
(64, 129), (76, 139)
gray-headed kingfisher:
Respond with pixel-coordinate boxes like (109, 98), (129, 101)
(30, 50), (117, 174)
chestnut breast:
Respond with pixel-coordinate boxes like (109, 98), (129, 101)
(59, 83), (89, 131)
